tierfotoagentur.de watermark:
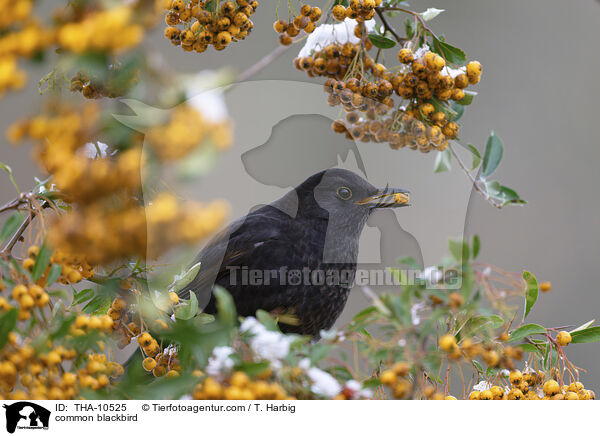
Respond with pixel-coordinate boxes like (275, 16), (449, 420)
(225, 266), (460, 289)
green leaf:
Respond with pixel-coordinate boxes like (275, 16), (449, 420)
(175, 291), (199, 320)
(449, 100), (465, 121)
(234, 361), (270, 377)
(32, 243), (52, 281)
(49, 289), (70, 304)
(397, 256), (421, 271)
(456, 90), (477, 106)
(309, 343), (333, 364)
(570, 326), (600, 344)
(404, 18), (415, 39)
(49, 314), (76, 340)
(518, 343), (542, 354)
(46, 264), (62, 286)
(570, 320), (595, 334)
(421, 8), (444, 21)
(481, 131), (504, 178)
(0, 212), (23, 242)
(508, 323), (546, 343)
(368, 33), (396, 49)
(362, 378), (382, 389)
(169, 261), (202, 293)
(0, 308), (18, 350)
(433, 148), (452, 173)
(448, 239), (469, 263)
(431, 38), (467, 65)
(485, 181), (526, 207)
(256, 309), (279, 331)
(0, 161), (20, 193)
(487, 315), (504, 329)
(427, 98), (458, 121)
(467, 144), (481, 170)
(214, 286), (236, 326)
(472, 235), (480, 258)
(330, 366), (353, 382)
(82, 295), (111, 315)
(522, 271), (538, 320)
(74, 288), (95, 305)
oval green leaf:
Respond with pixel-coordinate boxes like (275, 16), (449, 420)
(508, 323), (546, 343)
(481, 131), (504, 177)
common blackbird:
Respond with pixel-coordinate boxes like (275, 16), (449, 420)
(178, 168), (410, 337)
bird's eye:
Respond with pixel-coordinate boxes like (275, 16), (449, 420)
(336, 186), (352, 200)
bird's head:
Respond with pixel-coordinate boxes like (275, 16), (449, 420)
(296, 169), (410, 221)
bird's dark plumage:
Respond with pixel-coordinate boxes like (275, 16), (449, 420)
(179, 169), (410, 337)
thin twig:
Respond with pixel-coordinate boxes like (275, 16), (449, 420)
(375, 7), (406, 44)
(0, 197), (24, 214)
(377, 6), (438, 40)
(236, 44), (291, 83)
(1, 212), (34, 257)
(0, 199), (50, 257)
(448, 143), (502, 209)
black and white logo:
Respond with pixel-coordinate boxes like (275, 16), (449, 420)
(2, 402), (51, 433)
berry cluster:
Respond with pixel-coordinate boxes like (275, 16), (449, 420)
(468, 370), (595, 400)
(379, 361), (447, 399)
(163, 0), (259, 53)
(2, 284), (49, 322)
(70, 314), (116, 336)
(295, 19), (483, 152)
(0, 329), (123, 400)
(8, 103), (229, 265)
(0, 3), (53, 97)
(146, 104), (232, 160)
(138, 329), (182, 378)
(7, 104), (142, 203)
(439, 334), (523, 369)
(57, 6), (144, 54)
(107, 290), (175, 351)
(331, 0), (381, 22)
(273, 4), (321, 46)
(70, 67), (140, 99)
(193, 371), (289, 400)
(50, 249), (95, 284)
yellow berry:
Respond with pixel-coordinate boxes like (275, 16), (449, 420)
(230, 371), (250, 388)
(168, 292), (179, 304)
(565, 391), (579, 400)
(380, 370), (397, 386)
(142, 357), (157, 371)
(543, 380), (560, 396)
(22, 258), (35, 270)
(27, 245), (39, 257)
(153, 365), (167, 377)
(556, 331), (572, 347)
(332, 5), (346, 20)
(439, 334), (456, 352)
(392, 361), (410, 376)
(507, 388), (524, 400)
(466, 61), (482, 78)
(509, 370), (523, 385)
(398, 48), (414, 64)
(479, 390), (493, 400)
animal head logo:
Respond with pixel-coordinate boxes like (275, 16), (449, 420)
(2, 402), (51, 433)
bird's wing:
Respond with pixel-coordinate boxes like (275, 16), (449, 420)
(177, 205), (291, 309)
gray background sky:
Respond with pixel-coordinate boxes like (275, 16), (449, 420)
(1, 0), (600, 389)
